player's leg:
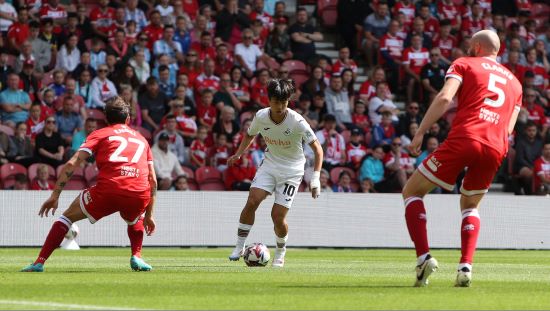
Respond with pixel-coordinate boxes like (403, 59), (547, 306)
(271, 203), (289, 267)
(229, 186), (271, 260)
(21, 196), (86, 272)
(119, 196), (153, 271)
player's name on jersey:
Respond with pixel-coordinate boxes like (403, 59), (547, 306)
(481, 62), (514, 80)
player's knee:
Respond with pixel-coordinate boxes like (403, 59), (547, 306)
(245, 195), (263, 210)
(271, 210), (286, 225)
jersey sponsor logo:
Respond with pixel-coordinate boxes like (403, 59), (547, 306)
(120, 166), (140, 177)
(479, 107), (500, 124)
(283, 128), (291, 136)
(264, 136), (291, 147)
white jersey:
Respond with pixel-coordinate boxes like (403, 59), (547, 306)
(248, 108), (317, 173)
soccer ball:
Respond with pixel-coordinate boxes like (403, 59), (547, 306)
(243, 243), (270, 267)
(64, 224), (79, 240)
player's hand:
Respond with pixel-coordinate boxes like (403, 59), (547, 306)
(143, 216), (156, 236)
(408, 133), (424, 157)
(227, 154), (241, 166)
(310, 171), (321, 199)
(39, 196), (59, 217)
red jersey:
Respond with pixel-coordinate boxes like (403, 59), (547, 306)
(250, 82), (269, 108)
(393, 2), (415, 27)
(461, 17), (486, 37)
(190, 139), (208, 166)
(503, 63), (526, 84)
(379, 34), (404, 64)
(352, 113), (370, 130)
(445, 57), (523, 154)
(142, 24), (164, 49)
(534, 156), (550, 191)
(526, 104), (546, 127)
(359, 80), (376, 100)
(516, 0), (532, 11)
(383, 152), (414, 173)
(432, 34), (457, 60)
(190, 42), (216, 62)
(79, 124), (153, 195)
(30, 179), (54, 190)
(210, 145), (229, 168)
(194, 73), (220, 95)
(26, 118), (45, 139)
(424, 17), (440, 38)
(249, 11), (273, 29)
(7, 22), (30, 46)
(39, 4), (67, 20)
(332, 59), (358, 75)
(438, 2), (460, 26)
(179, 65), (201, 85)
(89, 7), (115, 35)
(197, 104), (217, 127)
(525, 64), (548, 90)
(346, 142), (368, 168)
(402, 47), (429, 75)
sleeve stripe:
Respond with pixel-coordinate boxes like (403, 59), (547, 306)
(445, 74), (463, 83)
(78, 147), (93, 155)
(147, 161), (154, 164)
(514, 106), (521, 112)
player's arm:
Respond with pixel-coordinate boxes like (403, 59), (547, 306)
(409, 78), (461, 156)
(227, 133), (256, 166)
(39, 151), (90, 217)
(143, 162), (157, 236)
(508, 107), (520, 135)
(309, 139), (324, 199)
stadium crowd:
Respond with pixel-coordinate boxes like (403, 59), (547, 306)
(0, 0), (548, 194)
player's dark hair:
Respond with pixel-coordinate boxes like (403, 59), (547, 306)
(104, 96), (130, 125)
(267, 79), (296, 102)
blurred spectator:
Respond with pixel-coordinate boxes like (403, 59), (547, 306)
(143, 10), (164, 49)
(55, 96), (82, 145)
(90, 64), (117, 109)
(27, 103), (44, 140)
(27, 22), (51, 73)
(30, 164), (54, 190)
(155, 114), (186, 164)
(460, 2), (486, 38)
(213, 44), (234, 78)
(12, 122), (33, 166)
(114, 64), (140, 94)
(400, 122), (418, 149)
(194, 58), (219, 97)
(341, 69), (355, 104)
(502, 38), (526, 65)
(360, 178), (375, 193)
(352, 100), (370, 134)
(336, 0), (369, 58)
(359, 66), (387, 102)
(379, 20), (404, 90)
(55, 34), (80, 73)
(179, 49), (201, 83)
(265, 17), (292, 63)
(503, 50), (526, 84)
(7, 7), (30, 53)
(107, 30), (131, 63)
(214, 106), (240, 143)
(14, 41), (34, 75)
(302, 66), (327, 101)
(75, 4), (93, 40)
(515, 122), (543, 195)
(405, 17), (431, 49)
(172, 175), (190, 191)
(359, 145), (384, 184)
(235, 28), (266, 78)
(90, 0), (115, 40)
(72, 52), (97, 81)
(0, 52), (13, 90)
(534, 40), (549, 71)
(129, 50), (150, 85)
(437, 0), (461, 32)
(316, 114), (346, 171)
(215, 0), (250, 45)
(363, 1), (390, 67)
(225, 154), (256, 191)
(525, 47), (549, 92)
(119, 85), (142, 127)
(54, 78), (86, 120)
(250, 68), (270, 109)
(190, 126), (208, 168)
(214, 73), (243, 112)
(76, 70), (93, 108)
(125, 0), (147, 32)
(154, 25), (183, 63)
(156, 0), (175, 25)
(372, 111), (396, 147)
(89, 38), (106, 71)
(132, 33), (152, 64)
(398, 102), (422, 137)
(140, 77), (169, 132)
(174, 16), (191, 54)
(523, 88), (548, 138)
(403, 34), (429, 103)
(38, 19), (59, 69)
(197, 89), (217, 132)
(417, 3), (439, 37)
(431, 19), (456, 65)
(190, 15), (211, 45)
(48, 70), (66, 97)
(325, 75), (352, 130)
(210, 133), (230, 172)
(153, 132), (185, 190)
(332, 47), (358, 77)
(369, 82), (397, 127)
(158, 65), (176, 98)
(71, 118), (97, 154)
(35, 116), (64, 168)
(288, 7), (323, 64)
(18, 60), (40, 102)
(11, 173), (28, 190)
(1, 73), (31, 127)
(0, 128), (15, 164)
(538, 24), (550, 53)
(383, 136), (414, 191)
(317, 168), (332, 193)
(533, 143), (550, 195)
(421, 48), (448, 104)
(173, 84), (196, 117)
(333, 170), (353, 193)
(0, 0), (16, 34)
(416, 136), (439, 167)
(346, 128), (368, 170)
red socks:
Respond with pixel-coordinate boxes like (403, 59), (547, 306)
(460, 208), (480, 265)
(127, 217), (145, 258)
(404, 197), (430, 257)
(35, 216), (71, 265)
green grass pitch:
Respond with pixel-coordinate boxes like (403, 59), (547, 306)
(1, 248), (549, 310)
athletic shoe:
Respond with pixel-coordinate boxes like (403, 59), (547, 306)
(130, 256), (152, 271)
(20, 263), (44, 272)
(414, 255), (439, 287)
(272, 247), (286, 268)
(228, 246), (244, 261)
(455, 266), (472, 287)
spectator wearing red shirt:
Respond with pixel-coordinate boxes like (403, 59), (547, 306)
(190, 126), (209, 168)
(162, 100), (197, 145)
(190, 31), (216, 62)
(196, 89), (217, 131)
(142, 11), (164, 49)
(431, 19), (457, 65)
(533, 143), (550, 195)
(359, 66), (388, 102)
(332, 47), (358, 78)
(214, 43), (234, 77)
(209, 133), (230, 172)
(393, 0), (415, 29)
(346, 128), (369, 170)
(89, 0), (115, 40)
(30, 164), (54, 190)
(402, 34), (429, 103)
(437, 0), (461, 31)
(250, 69), (270, 109)
(26, 103), (45, 140)
(417, 3), (439, 38)
(181, 0), (199, 21)
(39, 0), (67, 33)
(179, 50), (202, 83)
(382, 136), (413, 191)
(379, 20), (404, 91)
(524, 88), (548, 137)
(315, 114), (346, 171)
(460, 2), (486, 38)
(503, 50), (526, 83)
(352, 100), (370, 134)
(233, 118), (259, 152)
(194, 59), (220, 100)
(525, 47), (549, 92)
(225, 154), (256, 191)
(249, 0), (273, 30)
(7, 7), (30, 53)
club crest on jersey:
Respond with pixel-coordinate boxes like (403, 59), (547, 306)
(283, 128), (291, 136)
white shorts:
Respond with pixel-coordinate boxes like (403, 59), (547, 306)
(251, 164), (303, 208)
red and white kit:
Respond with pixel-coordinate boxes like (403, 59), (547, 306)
(78, 124), (153, 224)
(419, 57), (523, 195)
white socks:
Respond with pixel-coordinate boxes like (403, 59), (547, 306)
(236, 223), (252, 248)
(276, 235), (288, 249)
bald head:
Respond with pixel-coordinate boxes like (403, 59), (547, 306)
(470, 30), (500, 57)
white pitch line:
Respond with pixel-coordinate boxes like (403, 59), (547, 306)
(0, 299), (140, 310)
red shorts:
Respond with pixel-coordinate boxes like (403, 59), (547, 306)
(418, 138), (505, 196)
(79, 186), (150, 225)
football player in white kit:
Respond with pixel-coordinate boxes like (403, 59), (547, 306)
(227, 78), (324, 267)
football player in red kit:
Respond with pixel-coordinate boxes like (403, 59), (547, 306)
(22, 97), (158, 272)
(402, 30), (522, 287)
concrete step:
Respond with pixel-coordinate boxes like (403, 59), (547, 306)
(315, 41), (334, 49)
(318, 50), (338, 59)
(356, 75), (367, 83)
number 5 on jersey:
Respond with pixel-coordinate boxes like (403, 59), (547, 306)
(109, 136), (145, 163)
(484, 73), (507, 108)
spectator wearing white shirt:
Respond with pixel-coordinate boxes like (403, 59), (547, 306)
(89, 64), (117, 109)
(56, 34), (80, 73)
(0, 0), (16, 33)
(368, 81), (398, 126)
(153, 132), (185, 190)
(129, 50), (150, 85)
(155, 114), (186, 164)
(124, 0), (147, 32)
(235, 28), (268, 78)
(153, 25), (183, 64)
(155, 0), (174, 25)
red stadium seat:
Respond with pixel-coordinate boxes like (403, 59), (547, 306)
(84, 165), (99, 186)
(330, 166), (356, 184)
(318, 0), (338, 28)
(0, 124), (14, 136)
(86, 109), (107, 127)
(28, 163), (56, 183)
(199, 181), (226, 191)
(341, 130), (351, 144)
(257, 58), (281, 72)
(533, 3), (550, 17)
(181, 166), (195, 180)
(283, 60), (307, 73)
(195, 166), (222, 184)
(1, 163), (27, 189)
